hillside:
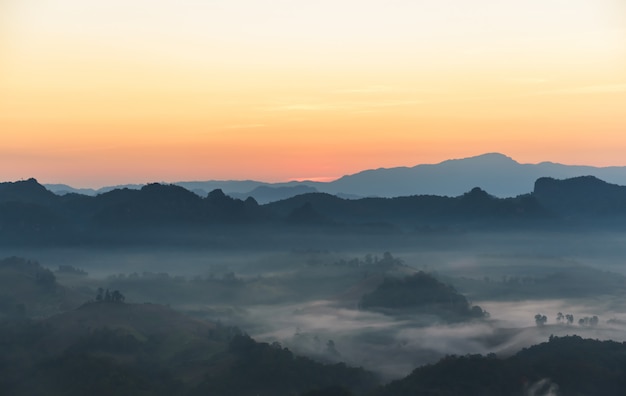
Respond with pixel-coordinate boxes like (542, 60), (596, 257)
(0, 257), (85, 319)
(0, 302), (379, 396)
(374, 335), (626, 396)
(359, 272), (487, 321)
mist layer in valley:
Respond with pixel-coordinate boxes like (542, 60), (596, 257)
(4, 229), (626, 383)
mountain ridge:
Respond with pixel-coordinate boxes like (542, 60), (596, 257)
(43, 153), (626, 201)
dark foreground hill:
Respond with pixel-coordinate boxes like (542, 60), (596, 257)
(3, 303), (624, 396)
(0, 302), (378, 396)
(534, 176), (626, 217)
(373, 335), (626, 396)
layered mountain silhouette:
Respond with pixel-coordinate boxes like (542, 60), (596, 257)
(45, 153), (626, 200)
(4, 174), (626, 245)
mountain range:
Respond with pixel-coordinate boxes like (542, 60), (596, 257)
(44, 153), (626, 202)
(3, 173), (626, 246)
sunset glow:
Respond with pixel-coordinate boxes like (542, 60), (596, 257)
(1, 0), (625, 187)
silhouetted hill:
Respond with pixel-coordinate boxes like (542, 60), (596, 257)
(314, 153), (626, 198)
(43, 184), (98, 196)
(92, 183), (206, 226)
(5, 174), (626, 246)
(534, 176), (626, 217)
(359, 271), (487, 320)
(230, 184), (319, 204)
(374, 335), (626, 396)
(0, 178), (59, 205)
(85, 185), (270, 227)
(266, 189), (548, 228)
(45, 153), (626, 199)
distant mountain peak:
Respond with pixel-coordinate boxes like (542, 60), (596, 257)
(440, 152), (517, 165)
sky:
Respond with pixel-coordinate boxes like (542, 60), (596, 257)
(1, 0), (625, 187)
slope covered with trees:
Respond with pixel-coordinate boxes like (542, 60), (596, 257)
(359, 272), (487, 320)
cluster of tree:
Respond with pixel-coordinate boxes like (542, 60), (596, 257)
(578, 315), (600, 327)
(95, 288), (125, 303)
(360, 272), (488, 320)
(535, 312), (600, 327)
(556, 312), (575, 324)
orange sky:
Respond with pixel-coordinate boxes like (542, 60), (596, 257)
(1, 0), (625, 187)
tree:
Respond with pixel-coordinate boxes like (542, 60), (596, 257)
(556, 312), (564, 323)
(326, 339), (340, 357)
(111, 290), (125, 303)
(565, 314), (574, 325)
(535, 314), (547, 326)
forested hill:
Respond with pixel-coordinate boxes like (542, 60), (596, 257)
(373, 335), (626, 396)
(0, 303), (378, 396)
(1, 176), (626, 245)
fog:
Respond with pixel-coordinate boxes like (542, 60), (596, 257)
(3, 229), (626, 380)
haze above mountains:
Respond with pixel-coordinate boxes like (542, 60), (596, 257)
(44, 153), (626, 203)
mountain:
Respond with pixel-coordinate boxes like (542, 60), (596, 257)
(319, 153), (626, 198)
(230, 184), (319, 204)
(265, 188), (548, 228)
(534, 176), (626, 216)
(44, 153), (626, 199)
(4, 174), (626, 247)
(0, 178), (59, 204)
